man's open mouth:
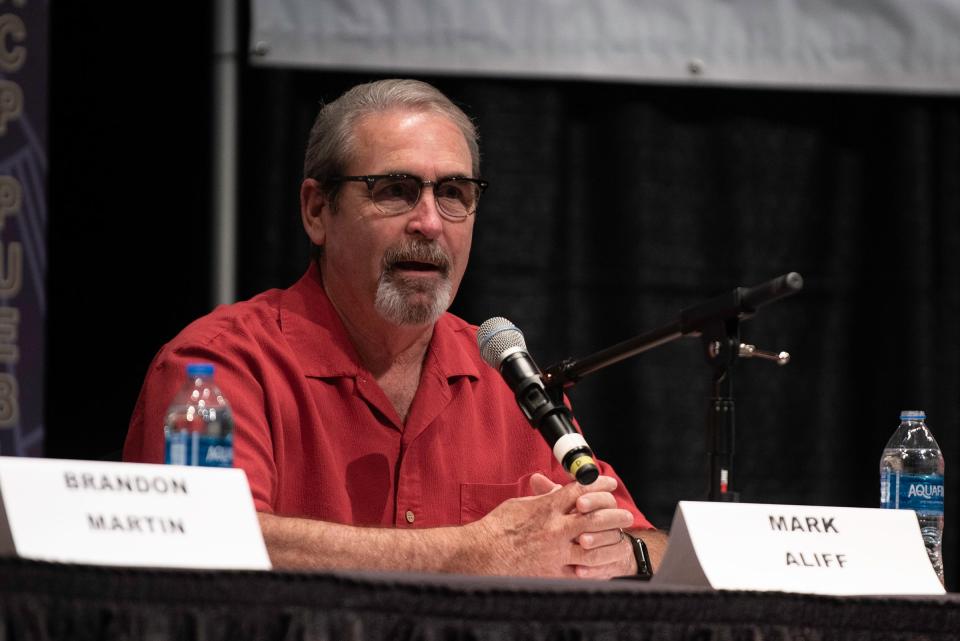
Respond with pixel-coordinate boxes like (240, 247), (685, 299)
(382, 239), (452, 279)
(393, 260), (442, 272)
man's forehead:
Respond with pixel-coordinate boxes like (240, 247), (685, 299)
(348, 109), (473, 173)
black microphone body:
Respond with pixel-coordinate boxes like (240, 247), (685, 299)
(478, 318), (599, 485)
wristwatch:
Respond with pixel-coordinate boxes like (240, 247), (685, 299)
(621, 530), (653, 580)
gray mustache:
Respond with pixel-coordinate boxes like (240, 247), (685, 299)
(382, 241), (451, 275)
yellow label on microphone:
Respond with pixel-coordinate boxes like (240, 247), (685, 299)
(569, 455), (596, 477)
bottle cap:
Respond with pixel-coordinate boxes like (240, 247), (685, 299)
(899, 409), (925, 421)
(186, 363), (215, 378)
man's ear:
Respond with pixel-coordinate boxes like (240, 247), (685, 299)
(300, 178), (329, 247)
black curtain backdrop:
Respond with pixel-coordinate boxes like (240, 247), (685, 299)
(47, 6), (960, 591)
(239, 70), (960, 587)
(47, 5), (215, 463)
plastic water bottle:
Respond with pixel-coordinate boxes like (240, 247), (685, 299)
(164, 363), (234, 467)
(880, 410), (944, 583)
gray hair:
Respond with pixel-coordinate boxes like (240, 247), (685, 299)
(303, 79), (480, 186)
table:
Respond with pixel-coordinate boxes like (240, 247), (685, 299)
(1, 558), (958, 640)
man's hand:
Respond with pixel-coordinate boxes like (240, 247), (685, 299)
(528, 473), (669, 579)
(530, 473), (638, 578)
(464, 474), (635, 579)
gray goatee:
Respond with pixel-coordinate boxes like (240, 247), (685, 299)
(375, 240), (452, 326)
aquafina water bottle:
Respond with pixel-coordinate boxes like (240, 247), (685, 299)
(164, 363), (234, 467)
(880, 410), (944, 583)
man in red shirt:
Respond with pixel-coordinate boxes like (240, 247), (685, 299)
(125, 79), (666, 578)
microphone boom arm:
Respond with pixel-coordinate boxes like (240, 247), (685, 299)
(542, 322), (682, 389)
(541, 272), (803, 503)
(542, 272), (803, 389)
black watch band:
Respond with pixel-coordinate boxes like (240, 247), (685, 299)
(621, 530), (653, 580)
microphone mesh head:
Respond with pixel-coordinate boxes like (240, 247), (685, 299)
(477, 317), (527, 368)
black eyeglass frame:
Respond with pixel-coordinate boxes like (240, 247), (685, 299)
(327, 174), (489, 220)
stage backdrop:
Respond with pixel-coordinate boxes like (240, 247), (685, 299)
(0, 2), (45, 457)
(43, 3), (960, 592)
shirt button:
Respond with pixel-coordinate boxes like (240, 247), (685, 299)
(405, 510), (415, 524)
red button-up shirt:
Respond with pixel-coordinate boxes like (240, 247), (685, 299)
(124, 263), (652, 530)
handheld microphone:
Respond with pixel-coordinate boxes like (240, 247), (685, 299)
(477, 317), (600, 485)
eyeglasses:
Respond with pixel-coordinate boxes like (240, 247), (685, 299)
(329, 174), (489, 220)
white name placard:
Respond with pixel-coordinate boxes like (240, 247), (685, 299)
(0, 456), (271, 570)
(651, 501), (944, 595)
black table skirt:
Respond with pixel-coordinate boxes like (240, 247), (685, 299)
(1, 558), (958, 641)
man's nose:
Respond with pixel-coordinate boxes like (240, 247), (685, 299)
(405, 187), (444, 239)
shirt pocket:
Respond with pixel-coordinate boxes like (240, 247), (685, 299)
(459, 476), (532, 525)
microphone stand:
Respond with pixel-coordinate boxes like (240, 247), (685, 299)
(542, 272), (803, 502)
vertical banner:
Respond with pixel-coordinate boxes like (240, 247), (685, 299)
(0, 2), (45, 456)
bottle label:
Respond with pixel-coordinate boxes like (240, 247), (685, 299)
(880, 471), (944, 515)
(165, 432), (234, 468)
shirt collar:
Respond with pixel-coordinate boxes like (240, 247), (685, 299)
(279, 262), (481, 381)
